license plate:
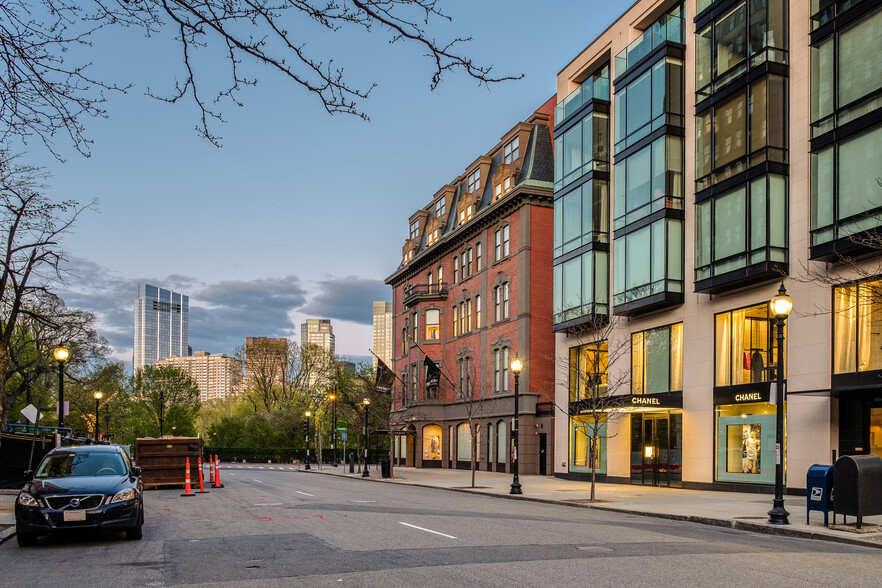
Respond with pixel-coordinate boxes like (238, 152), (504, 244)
(63, 510), (86, 522)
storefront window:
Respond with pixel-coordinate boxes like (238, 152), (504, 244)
(632, 323), (683, 395)
(715, 401), (777, 484)
(833, 279), (882, 374)
(570, 417), (607, 473)
(496, 420), (507, 464)
(715, 303), (785, 386)
(456, 423), (471, 462)
(422, 425), (442, 462)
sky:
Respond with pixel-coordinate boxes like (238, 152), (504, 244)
(23, 1), (623, 371)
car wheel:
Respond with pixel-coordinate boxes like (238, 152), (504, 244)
(16, 528), (38, 547)
(126, 510), (143, 540)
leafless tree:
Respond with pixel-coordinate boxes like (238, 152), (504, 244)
(551, 315), (630, 502)
(455, 347), (496, 489)
(0, 154), (95, 427)
(236, 337), (288, 412)
(0, 0), (522, 157)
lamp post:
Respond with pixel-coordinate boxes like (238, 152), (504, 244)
(305, 411), (312, 470)
(105, 412), (111, 442)
(510, 357), (523, 495)
(362, 398), (371, 477)
(329, 393), (337, 467)
(53, 347), (70, 431)
(159, 389), (165, 437)
(94, 391), (103, 442)
(768, 282), (793, 525)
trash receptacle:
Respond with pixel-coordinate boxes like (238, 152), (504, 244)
(349, 451), (355, 474)
(806, 464), (834, 526)
(381, 459), (391, 479)
(833, 454), (882, 529)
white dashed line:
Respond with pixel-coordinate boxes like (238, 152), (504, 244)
(399, 522), (456, 539)
(253, 479), (263, 483)
(295, 491), (314, 497)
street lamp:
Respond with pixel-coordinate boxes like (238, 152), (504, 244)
(362, 398), (371, 478)
(53, 346), (70, 431)
(510, 357), (523, 495)
(93, 391), (103, 442)
(768, 282), (793, 526)
(304, 411), (312, 470)
(329, 393), (337, 467)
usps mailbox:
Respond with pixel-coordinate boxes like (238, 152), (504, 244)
(806, 464), (834, 526)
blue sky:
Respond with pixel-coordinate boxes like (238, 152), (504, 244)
(27, 1), (622, 369)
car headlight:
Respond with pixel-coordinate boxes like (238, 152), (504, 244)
(17, 492), (39, 507)
(110, 488), (136, 503)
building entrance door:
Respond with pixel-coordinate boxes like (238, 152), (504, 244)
(870, 406), (882, 458)
(630, 412), (682, 487)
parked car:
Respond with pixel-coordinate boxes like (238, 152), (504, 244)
(15, 445), (144, 546)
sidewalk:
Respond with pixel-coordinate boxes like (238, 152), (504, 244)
(310, 464), (882, 550)
(0, 490), (16, 544)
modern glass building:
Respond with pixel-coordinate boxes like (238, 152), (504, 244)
(554, 0), (882, 492)
(133, 283), (190, 372)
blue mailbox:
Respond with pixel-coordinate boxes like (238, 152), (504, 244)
(806, 464), (834, 526)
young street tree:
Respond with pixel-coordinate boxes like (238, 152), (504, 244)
(1, 0), (521, 156)
(129, 364), (201, 437)
(555, 316), (630, 502)
(457, 349), (495, 489)
(0, 155), (94, 427)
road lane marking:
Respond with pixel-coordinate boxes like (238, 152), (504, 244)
(351, 500), (376, 503)
(296, 491), (314, 497)
(398, 522), (456, 539)
(253, 479), (264, 483)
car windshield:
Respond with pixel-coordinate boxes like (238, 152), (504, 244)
(35, 452), (127, 478)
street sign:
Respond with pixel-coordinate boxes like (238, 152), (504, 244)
(21, 404), (43, 424)
(341, 432), (347, 440)
(56, 401), (69, 416)
(336, 427), (347, 431)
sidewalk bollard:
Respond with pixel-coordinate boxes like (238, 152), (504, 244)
(213, 454), (225, 488)
(197, 456), (209, 494)
(180, 457), (195, 497)
(209, 457), (215, 484)
(349, 451), (355, 474)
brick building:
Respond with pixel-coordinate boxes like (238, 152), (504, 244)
(385, 101), (557, 475)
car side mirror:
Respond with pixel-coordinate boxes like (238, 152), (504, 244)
(23, 470), (33, 481)
(130, 466), (141, 477)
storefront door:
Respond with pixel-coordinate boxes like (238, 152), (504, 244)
(871, 406), (882, 458)
(631, 412), (682, 487)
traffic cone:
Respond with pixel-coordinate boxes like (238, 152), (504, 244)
(213, 454), (224, 488)
(180, 457), (195, 497)
(209, 456), (215, 484)
(196, 456), (209, 493)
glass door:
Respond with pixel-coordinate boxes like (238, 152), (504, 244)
(631, 412), (682, 486)
(871, 406), (882, 458)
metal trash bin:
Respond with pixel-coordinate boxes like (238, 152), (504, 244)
(833, 454), (882, 529)
(380, 459), (391, 479)
(806, 464), (834, 526)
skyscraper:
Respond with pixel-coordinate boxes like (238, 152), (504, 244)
(371, 301), (393, 368)
(300, 319), (335, 354)
(133, 283), (189, 372)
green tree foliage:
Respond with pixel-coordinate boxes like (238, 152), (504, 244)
(129, 365), (201, 438)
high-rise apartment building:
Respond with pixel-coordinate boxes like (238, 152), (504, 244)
(385, 101), (557, 475)
(552, 0), (882, 492)
(372, 301), (393, 367)
(300, 319), (335, 354)
(156, 352), (241, 402)
(133, 283), (189, 372)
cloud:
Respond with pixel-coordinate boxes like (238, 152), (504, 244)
(300, 277), (390, 325)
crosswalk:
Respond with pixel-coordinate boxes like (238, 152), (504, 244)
(224, 464), (301, 471)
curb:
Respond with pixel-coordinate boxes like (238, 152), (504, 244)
(305, 469), (882, 551)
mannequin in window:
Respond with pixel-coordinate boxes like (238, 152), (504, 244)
(750, 350), (764, 383)
(743, 430), (758, 474)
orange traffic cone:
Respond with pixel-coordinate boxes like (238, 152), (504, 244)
(213, 455), (224, 488)
(196, 456), (209, 493)
(209, 457), (215, 484)
(181, 457), (195, 497)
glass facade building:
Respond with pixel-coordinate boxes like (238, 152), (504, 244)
(133, 283), (189, 372)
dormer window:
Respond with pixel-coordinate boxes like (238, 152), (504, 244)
(458, 204), (474, 225)
(427, 228), (440, 246)
(435, 198), (446, 218)
(468, 170), (481, 194)
(504, 137), (519, 164)
(409, 220), (419, 240)
(494, 183), (502, 200)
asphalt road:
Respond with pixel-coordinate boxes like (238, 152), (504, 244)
(2, 466), (882, 587)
